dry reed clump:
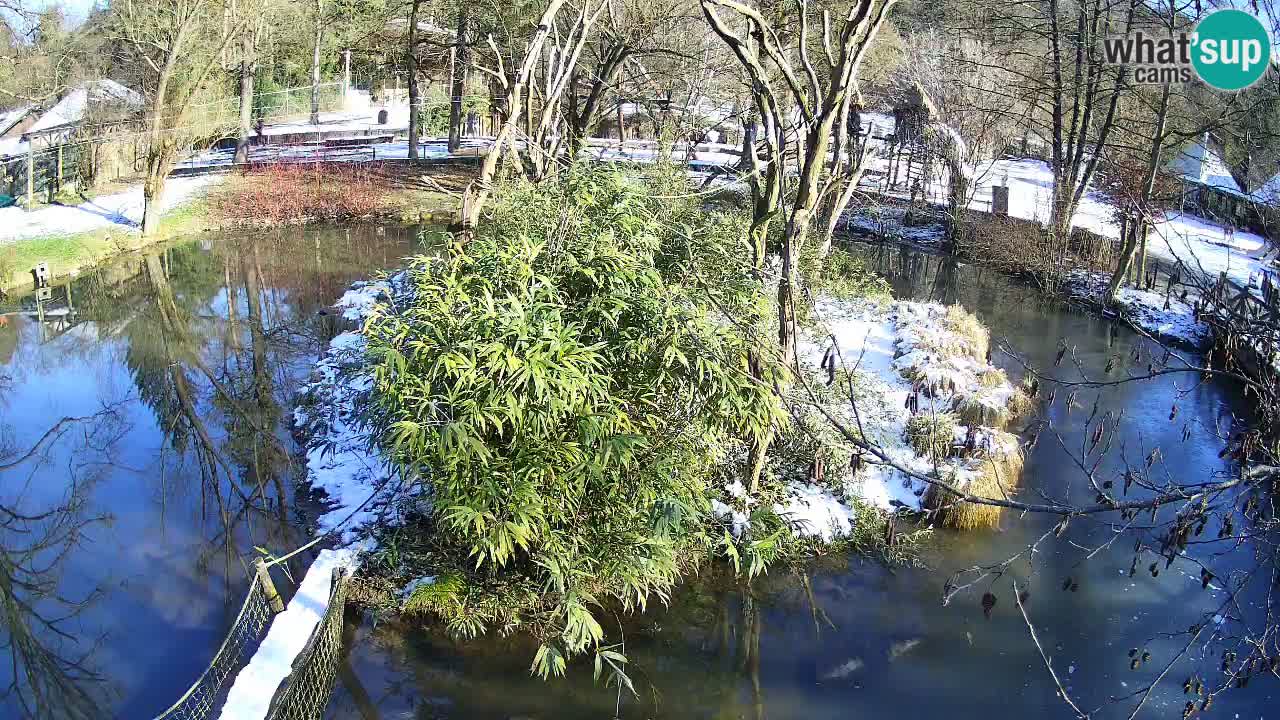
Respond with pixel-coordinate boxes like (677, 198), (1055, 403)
(1005, 386), (1036, 421)
(906, 412), (957, 462)
(923, 431), (1024, 530)
(978, 367), (1007, 387)
(908, 331), (970, 359)
(211, 161), (387, 224)
(944, 305), (989, 361)
(899, 363), (958, 396)
(952, 369), (1034, 430)
(953, 394), (1006, 428)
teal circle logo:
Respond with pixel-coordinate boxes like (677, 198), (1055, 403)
(1192, 9), (1272, 91)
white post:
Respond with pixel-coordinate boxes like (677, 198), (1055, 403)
(344, 49), (351, 92)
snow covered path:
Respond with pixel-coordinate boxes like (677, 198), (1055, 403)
(0, 175), (220, 244)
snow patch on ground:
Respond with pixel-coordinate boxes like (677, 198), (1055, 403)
(333, 279), (392, 322)
(398, 575), (437, 602)
(856, 155), (1273, 291)
(774, 481), (858, 542)
(1062, 271), (1211, 349)
(0, 175), (220, 244)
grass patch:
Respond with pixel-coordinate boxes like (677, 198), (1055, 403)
(906, 412), (957, 462)
(944, 304), (989, 361)
(0, 196), (218, 293)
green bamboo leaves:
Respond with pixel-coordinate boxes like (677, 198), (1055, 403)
(365, 165), (779, 677)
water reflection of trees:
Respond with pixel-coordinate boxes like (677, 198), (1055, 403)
(0, 405), (126, 719)
(337, 568), (840, 720)
(1, 224), (420, 716)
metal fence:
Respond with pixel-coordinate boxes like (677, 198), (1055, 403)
(185, 82), (347, 128)
(0, 143), (87, 202)
(263, 568), (352, 720)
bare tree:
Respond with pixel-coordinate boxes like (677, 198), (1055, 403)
(406, 0), (422, 158)
(702, 0), (894, 363)
(234, 16), (266, 164)
(112, 0), (244, 236)
(461, 0), (589, 228)
(310, 0), (324, 125)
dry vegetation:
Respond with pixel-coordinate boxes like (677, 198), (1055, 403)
(923, 437), (1024, 531)
(209, 162), (468, 226)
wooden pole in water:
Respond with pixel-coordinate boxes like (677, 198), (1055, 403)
(256, 559), (286, 613)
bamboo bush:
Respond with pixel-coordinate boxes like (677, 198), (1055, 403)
(364, 164), (782, 678)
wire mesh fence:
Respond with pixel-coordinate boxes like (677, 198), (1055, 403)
(183, 82), (348, 129)
(0, 143), (88, 202)
(263, 568), (352, 720)
(151, 575), (276, 720)
(149, 562), (353, 720)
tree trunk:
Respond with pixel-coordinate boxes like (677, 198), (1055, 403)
(1107, 218), (1141, 300)
(777, 238), (797, 363)
(447, 5), (470, 153)
(407, 0), (421, 159)
(310, 0), (323, 126)
(1105, 82), (1170, 303)
(462, 0), (569, 229)
(141, 139), (174, 238)
(234, 33), (256, 165)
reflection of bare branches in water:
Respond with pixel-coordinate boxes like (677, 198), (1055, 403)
(130, 247), (303, 594)
(0, 396), (126, 719)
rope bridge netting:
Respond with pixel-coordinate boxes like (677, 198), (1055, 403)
(151, 560), (352, 720)
(263, 568), (352, 720)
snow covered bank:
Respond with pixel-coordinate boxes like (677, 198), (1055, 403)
(856, 155), (1272, 290)
(1062, 270), (1212, 349)
(713, 298), (1031, 539)
(0, 175), (220, 244)
(214, 280), (409, 720)
(1145, 213), (1269, 289)
(843, 203), (947, 246)
(293, 279), (408, 544)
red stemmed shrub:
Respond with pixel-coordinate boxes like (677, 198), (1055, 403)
(213, 161), (386, 224)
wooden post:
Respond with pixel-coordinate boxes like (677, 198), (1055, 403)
(26, 144), (34, 209)
(56, 145), (63, 193)
(256, 559), (285, 613)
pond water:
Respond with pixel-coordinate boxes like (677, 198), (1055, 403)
(326, 241), (1274, 719)
(0, 223), (425, 719)
(5, 226), (1270, 720)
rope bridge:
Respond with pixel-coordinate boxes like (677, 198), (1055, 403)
(151, 559), (352, 720)
(262, 568), (352, 720)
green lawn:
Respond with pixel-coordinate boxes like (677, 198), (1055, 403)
(0, 198), (217, 293)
